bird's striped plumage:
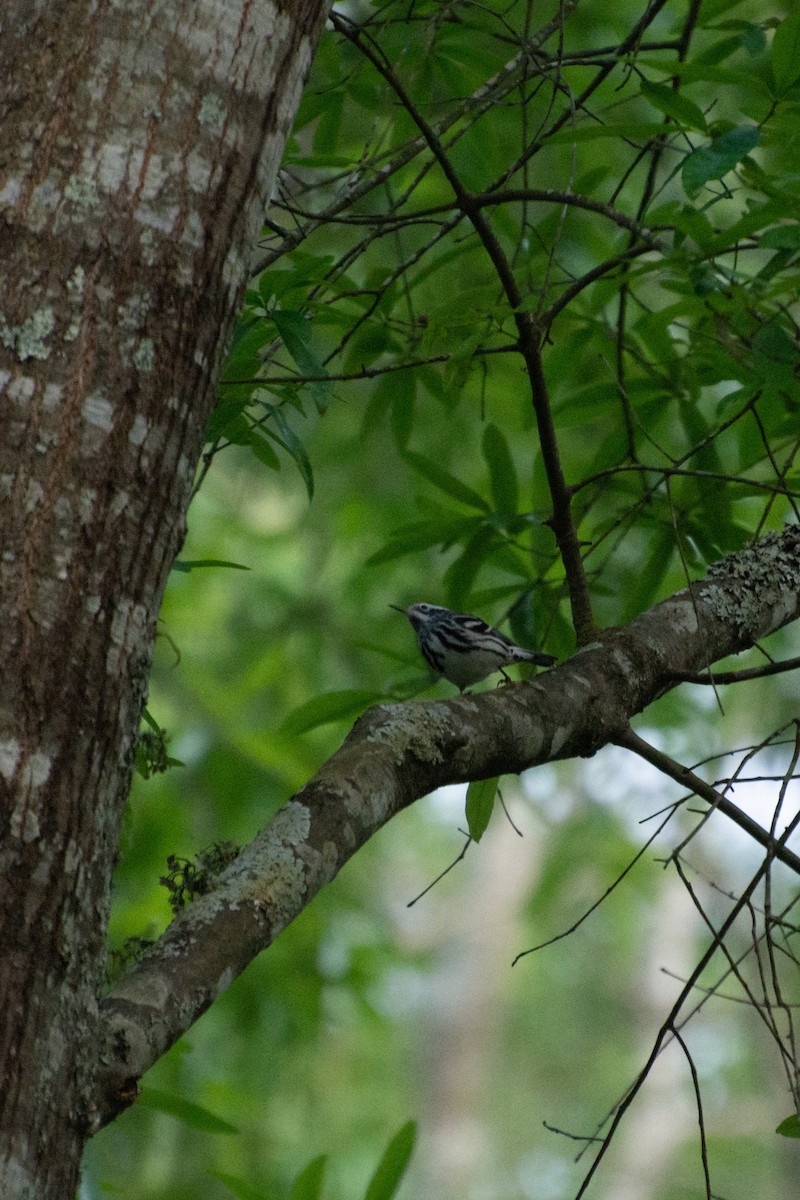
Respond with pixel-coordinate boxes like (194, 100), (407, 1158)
(391, 602), (556, 691)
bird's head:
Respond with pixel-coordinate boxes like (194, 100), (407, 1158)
(389, 602), (448, 630)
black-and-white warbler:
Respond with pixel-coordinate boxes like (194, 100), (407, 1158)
(391, 602), (556, 692)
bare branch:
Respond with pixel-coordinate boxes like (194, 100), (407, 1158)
(615, 728), (800, 875)
(574, 803), (800, 1198)
(667, 655), (800, 686)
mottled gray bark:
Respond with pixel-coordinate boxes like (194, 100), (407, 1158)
(0, 2), (329, 1196)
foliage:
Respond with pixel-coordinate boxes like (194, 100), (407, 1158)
(159, 843), (241, 914)
(465, 776), (499, 842)
(208, 0), (800, 646)
(86, 3), (800, 1199)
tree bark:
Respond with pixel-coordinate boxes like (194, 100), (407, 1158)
(0, 2), (329, 1196)
(94, 524), (800, 1125)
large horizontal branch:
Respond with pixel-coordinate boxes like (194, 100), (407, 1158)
(93, 525), (800, 1127)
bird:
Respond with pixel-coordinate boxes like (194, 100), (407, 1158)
(390, 601), (556, 692)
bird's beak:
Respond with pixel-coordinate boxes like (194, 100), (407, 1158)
(389, 604), (407, 614)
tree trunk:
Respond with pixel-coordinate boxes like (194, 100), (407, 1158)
(0, 2), (329, 1196)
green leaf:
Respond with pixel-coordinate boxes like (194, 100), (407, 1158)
(255, 393), (314, 500)
(271, 311), (313, 356)
(508, 590), (554, 655)
(619, 525), (676, 622)
(343, 322), (397, 372)
(140, 706), (161, 733)
(248, 428), (282, 471)
(466, 777), (498, 842)
(257, 255), (335, 304)
(776, 1114), (800, 1138)
(444, 524), (498, 609)
(670, 203), (715, 249)
(209, 1169), (268, 1200)
(137, 1088), (238, 1134)
(312, 89), (344, 157)
(441, 328), (485, 396)
(280, 690), (382, 735)
(362, 1120), (417, 1200)
(740, 22), (767, 56)
(221, 318), (269, 382)
(387, 370), (416, 450)
(271, 310), (332, 415)
(172, 559), (250, 572)
(290, 1154), (328, 1200)
(703, 200), (796, 255)
(365, 516), (483, 567)
(771, 15), (800, 93)
(681, 125), (759, 196)
(644, 57), (755, 85)
(404, 451), (490, 512)
(206, 396), (252, 444)
(695, 32), (748, 66)
(640, 80), (707, 131)
(482, 423), (518, 516)
(760, 225), (800, 250)
(751, 320), (797, 388)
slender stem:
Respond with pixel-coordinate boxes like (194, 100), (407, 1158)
(575, 801), (800, 1197)
(616, 727), (800, 876)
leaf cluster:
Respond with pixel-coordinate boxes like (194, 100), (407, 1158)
(204, 1), (800, 657)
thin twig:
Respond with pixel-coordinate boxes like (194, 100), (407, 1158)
(512, 808), (676, 964)
(671, 1026), (712, 1200)
(573, 808), (800, 1197)
(615, 727), (800, 877)
(407, 833), (472, 907)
